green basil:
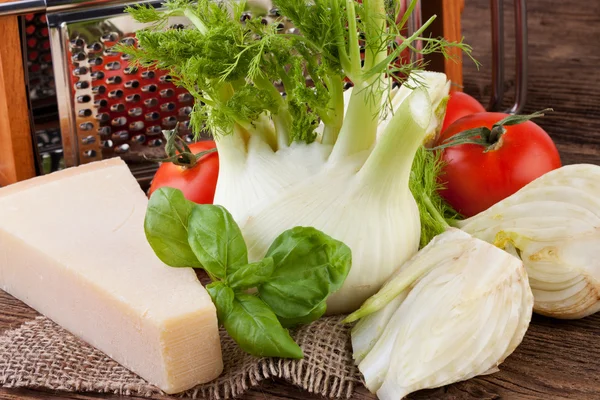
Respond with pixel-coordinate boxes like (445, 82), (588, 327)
(278, 301), (327, 328)
(206, 281), (234, 322)
(223, 293), (303, 359)
(227, 257), (274, 290)
(144, 188), (201, 268)
(187, 204), (248, 280)
(258, 226), (352, 319)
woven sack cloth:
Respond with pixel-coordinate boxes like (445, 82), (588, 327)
(0, 315), (362, 399)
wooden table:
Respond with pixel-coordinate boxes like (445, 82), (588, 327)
(2, 0), (600, 399)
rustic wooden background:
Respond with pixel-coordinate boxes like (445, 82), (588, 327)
(2, 0), (600, 399)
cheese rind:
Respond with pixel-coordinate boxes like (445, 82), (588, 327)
(0, 158), (223, 394)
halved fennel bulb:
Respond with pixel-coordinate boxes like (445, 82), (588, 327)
(239, 88), (434, 314)
(457, 164), (600, 319)
(349, 228), (533, 399)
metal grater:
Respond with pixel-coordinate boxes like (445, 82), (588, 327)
(45, 0), (299, 183)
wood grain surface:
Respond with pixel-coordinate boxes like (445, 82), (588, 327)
(0, 10), (36, 187)
(2, 0), (600, 399)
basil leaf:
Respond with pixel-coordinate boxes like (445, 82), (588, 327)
(278, 301), (326, 328)
(223, 293), (303, 359)
(206, 281), (234, 322)
(187, 204), (248, 280)
(144, 188), (201, 268)
(258, 226), (352, 319)
(226, 257), (274, 290)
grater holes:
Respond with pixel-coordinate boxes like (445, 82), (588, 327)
(146, 125), (162, 135)
(79, 122), (94, 131)
(269, 7), (281, 16)
(124, 80), (139, 89)
(82, 135), (96, 144)
(184, 134), (195, 143)
(124, 66), (138, 75)
(101, 139), (113, 148)
(95, 113), (110, 123)
(75, 81), (89, 89)
(103, 48), (119, 57)
(83, 149), (97, 158)
(106, 76), (122, 85)
(145, 111), (160, 121)
(115, 143), (130, 154)
(162, 116), (177, 127)
(121, 53), (133, 61)
(71, 52), (86, 62)
(111, 116), (127, 127)
(98, 126), (111, 137)
(159, 75), (173, 84)
(128, 107), (143, 117)
(275, 22), (285, 33)
(89, 57), (103, 66)
(169, 23), (185, 30)
(110, 103), (125, 112)
(126, 94), (141, 103)
(129, 121), (145, 132)
(132, 134), (146, 143)
(69, 38), (85, 48)
(86, 42), (102, 53)
(100, 32), (119, 43)
(120, 37), (136, 46)
(141, 71), (155, 79)
(179, 106), (192, 117)
(92, 85), (106, 94)
(144, 98), (158, 108)
(240, 12), (251, 22)
(105, 61), (121, 71)
(91, 71), (104, 81)
(160, 102), (176, 112)
(180, 120), (191, 129)
(77, 95), (91, 103)
(108, 89), (124, 99)
(73, 66), (88, 76)
(142, 84), (157, 93)
(78, 109), (92, 117)
(112, 130), (129, 141)
(148, 139), (163, 147)
(160, 88), (174, 98)
(94, 99), (108, 108)
(178, 93), (193, 103)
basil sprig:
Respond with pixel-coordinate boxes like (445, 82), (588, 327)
(144, 187), (352, 359)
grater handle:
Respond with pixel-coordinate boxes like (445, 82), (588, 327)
(489, 0), (528, 114)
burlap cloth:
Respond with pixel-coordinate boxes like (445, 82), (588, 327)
(0, 315), (361, 399)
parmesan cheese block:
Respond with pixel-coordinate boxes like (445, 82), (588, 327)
(0, 158), (223, 394)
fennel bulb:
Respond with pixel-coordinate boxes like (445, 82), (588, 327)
(241, 87), (432, 314)
(121, 0), (472, 314)
(346, 228), (533, 399)
(457, 164), (600, 319)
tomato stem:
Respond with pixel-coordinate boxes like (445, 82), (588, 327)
(429, 108), (553, 152)
(145, 126), (217, 168)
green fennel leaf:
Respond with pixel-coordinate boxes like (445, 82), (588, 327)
(144, 188), (201, 268)
(409, 146), (461, 248)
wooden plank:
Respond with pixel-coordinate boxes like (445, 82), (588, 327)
(442, 0), (464, 91)
(0, 11), (36, 187)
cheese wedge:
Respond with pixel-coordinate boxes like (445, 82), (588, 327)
(0, 158), (223, 394)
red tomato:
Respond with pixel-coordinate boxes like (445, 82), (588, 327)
(437, 112), (562, 218)
(148, 140), (219, 204)
(441, 91), (486, 133)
